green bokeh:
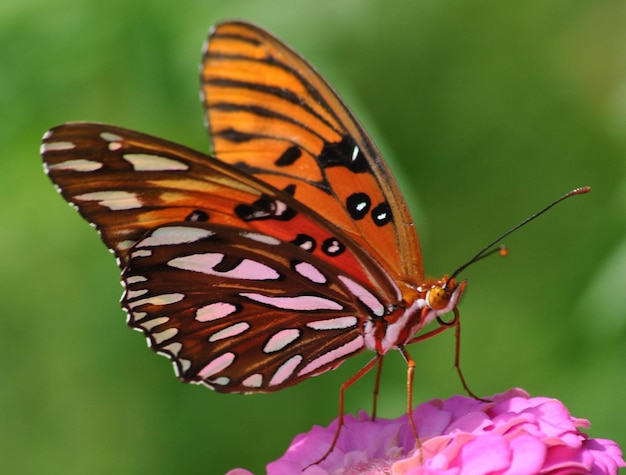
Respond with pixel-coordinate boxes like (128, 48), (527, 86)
(2, 0), (625, 473)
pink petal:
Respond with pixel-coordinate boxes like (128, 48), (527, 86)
(502, 434), (546, 474)
(235, 388), (624, 475)
(457, 434), (510, 474)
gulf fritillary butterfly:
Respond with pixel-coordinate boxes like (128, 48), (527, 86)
(41, 20), (589, 460)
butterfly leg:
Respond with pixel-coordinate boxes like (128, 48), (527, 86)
(308, 354), (381, 467)
(402, 318), (450, 449)
(408, 309), (488, 402)
(398, 346), (419, 440)
(407, 324), (450, 344)
(450, 309), (489, 402)
(371, 355), (384, 421)
(417, 309), (488, 402)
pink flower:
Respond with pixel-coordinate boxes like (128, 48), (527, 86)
(228, 388), (624, 475)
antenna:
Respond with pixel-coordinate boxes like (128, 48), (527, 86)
(447, 186), (591, 284)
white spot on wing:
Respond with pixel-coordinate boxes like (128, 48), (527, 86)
(240, 293), (342, 311)
(131, 249), (152, 258)
(241, 373), (263, 388)
(196, 302), (238, 322)
(123, 153), (189, 171)
(298, 335), (364, 376)
(339, 276), (384, 316)
(151, 327), (178, 345)
(74, 191), (142, 210)
(274, 200), (287, 216)
(178, 358), (191, 375)
(47, 159), (102, 172)
(351, 145), (360, 162)
(126, 275), (148, 284)
(325, 239), (342, 254)
(159, 342), (182, 357)
(306, 316), (358, 330)
(139, 316), (169, 331)
(169, 254), (280, 280)
(198, 352), (235, 379)
(208, 322), (250, 342)
(118, 240), (136, 251)
(294, 262), (327, 284)
(212, 376), (230, 386)
(263, 329), (300, 353)
(41, 141), (75, 152)
(240, 232), (281, 246)
(127, 311), (147, 324)
(126, 288), (149, 299)
(139, 226), (214, 247)
(128, 293), (184, 308)
(269, 354), (302, 386)
(100, 132), (123, 142)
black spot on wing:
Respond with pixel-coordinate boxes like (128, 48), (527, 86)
(275, 146), (302, 167)
(212, 255), (245, 273)
(318, 136), (369, 173)
(371, 202), (392, 226)
(186, 210), (209, 222)
(235, 195), (297, 222)
(321, 237), (345, 256)
(283, 184), (296, 196)
(215, 128), (255, 143)
(346, 193), (371, 220)
(291, 234), (316, 252)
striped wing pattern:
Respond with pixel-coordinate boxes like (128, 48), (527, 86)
(40, 22), (427, 392)
(42, 122), (395, 390)
(123, 223), (368, 392)
(202, 21), (423, 282)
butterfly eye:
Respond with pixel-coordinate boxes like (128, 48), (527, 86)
(426, 286), (452, 311)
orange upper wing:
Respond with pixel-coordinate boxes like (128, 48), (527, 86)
(201, 21), (423, 283)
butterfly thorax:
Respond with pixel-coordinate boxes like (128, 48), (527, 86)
(363, 277), (466, 355)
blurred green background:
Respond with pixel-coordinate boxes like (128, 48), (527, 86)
(2, 0), (625, 473)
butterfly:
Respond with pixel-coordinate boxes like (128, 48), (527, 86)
(48, 21), (587, 459)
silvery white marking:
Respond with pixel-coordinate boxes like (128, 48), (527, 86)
(195, 302), (238, 322)
(139, 316), (169, 331)
(240, 293), (343, 311)
(138, 226), (215, 247)
(298, 335), (364, 376)
(306, 316), (358, 330)
(100, 132), (123, 142)
(47, 159), (102, 172)
(339, 275), (384, 316)
(198, 352), (235, 379)
(126, 288), (149, 299)
(41, 141), (75, 152)
(269, 354), (303, 386)
(240, 232), (281, 246)
(159, 342), (183, 357)
(263, 329), (301, 353)
(128, 293), (184, 308)
(169, 254), (281, 280)
(208, 322), (251, 342)
(74, 191), (142, 210)
(151, 327), (178, 345)
(123, 153), (189, 171)
(293, 261), (326, 284)
(241, 373), (263, 388)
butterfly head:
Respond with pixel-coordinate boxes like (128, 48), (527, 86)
(425, 277), (466, 315)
